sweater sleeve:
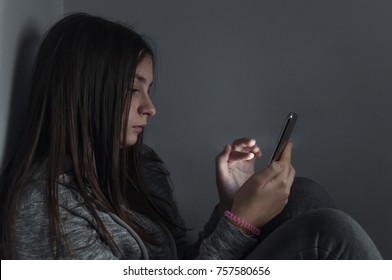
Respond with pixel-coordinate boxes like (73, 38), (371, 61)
(170, 203), (258, 260)
(15, 180), (144, 259)
(196, 213), (258, 259)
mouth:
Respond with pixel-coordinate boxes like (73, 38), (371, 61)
(132, 125), (146, 133)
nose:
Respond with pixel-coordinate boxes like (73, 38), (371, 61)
(140, 94), (156, 117)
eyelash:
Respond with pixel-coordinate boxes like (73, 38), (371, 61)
(127, 88), (140, 94)
(127, 86), (151, 97)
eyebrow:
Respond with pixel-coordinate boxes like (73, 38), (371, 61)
(135, 74), (153, 87)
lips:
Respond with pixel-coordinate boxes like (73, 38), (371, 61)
(132, 125), (146, 133)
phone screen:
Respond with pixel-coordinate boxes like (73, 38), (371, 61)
(268, 112), (298, 164)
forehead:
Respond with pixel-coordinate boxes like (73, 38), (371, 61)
(134, 56), (153, 85)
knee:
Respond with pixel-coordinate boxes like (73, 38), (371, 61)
(249, 208), (382, 259)
(301, 209), (382, 259)
(305, 208), (360, 235)
(307, 208), (355, 230)
(288, 177), (336, 209)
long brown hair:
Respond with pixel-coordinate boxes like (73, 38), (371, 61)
(0, 13), (172, 259)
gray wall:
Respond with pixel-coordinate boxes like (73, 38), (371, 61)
(1, 0), (390, 259)
(0, 0), (63, 171)
(64, 0), (392, 259)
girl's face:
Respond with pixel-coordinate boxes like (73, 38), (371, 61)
(121, 55), (156, 147)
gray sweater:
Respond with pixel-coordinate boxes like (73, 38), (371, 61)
(14, 158), (257, 259)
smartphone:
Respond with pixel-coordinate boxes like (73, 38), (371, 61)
(268, 112), (298, 164)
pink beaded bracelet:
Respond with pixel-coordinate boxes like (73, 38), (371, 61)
(224, 210), (261, 236)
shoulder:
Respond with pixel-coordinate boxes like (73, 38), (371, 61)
(142, 145), (173, 200)
(18, 168), (81, 213)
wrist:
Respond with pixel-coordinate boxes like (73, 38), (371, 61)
(224, 210), (261, 237)
(217, 200), (232, 215)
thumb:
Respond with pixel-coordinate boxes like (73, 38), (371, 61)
(256, 161), (284, 185)
(216, 144), (231, 166)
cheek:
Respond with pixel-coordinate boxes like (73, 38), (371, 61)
(123, 95), (136, 122)
(120, 103), (132, 137)
(127, 101), (138, 124)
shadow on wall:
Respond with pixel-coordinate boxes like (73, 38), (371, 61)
(1, 23), (41, 172)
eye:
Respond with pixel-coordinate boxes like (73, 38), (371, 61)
(127, 88), (140, 94)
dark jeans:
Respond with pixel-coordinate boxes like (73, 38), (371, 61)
(246, 177), (382, 259)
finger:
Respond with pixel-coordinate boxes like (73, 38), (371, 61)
(268, 163), (295, 199)
(231, 138), (256, 151)
(256, 161), (284, 185)
(281, 165), (296, 199)
(216, 144), (231, 167)
(279, 142), (293, 164)
(287, 165), (296, 188)
(228, 151), (255, 163)
(278, 144), (293, 180)
(281, 164), (295, 189)
(243, 145), (262, 157)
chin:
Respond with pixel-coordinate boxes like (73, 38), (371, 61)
(126, 137), (138, 146)
(120, 138), (137, 148)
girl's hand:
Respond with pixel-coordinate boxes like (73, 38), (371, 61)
(216, 138), (262, 213)
(230, 143), (295, 228)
